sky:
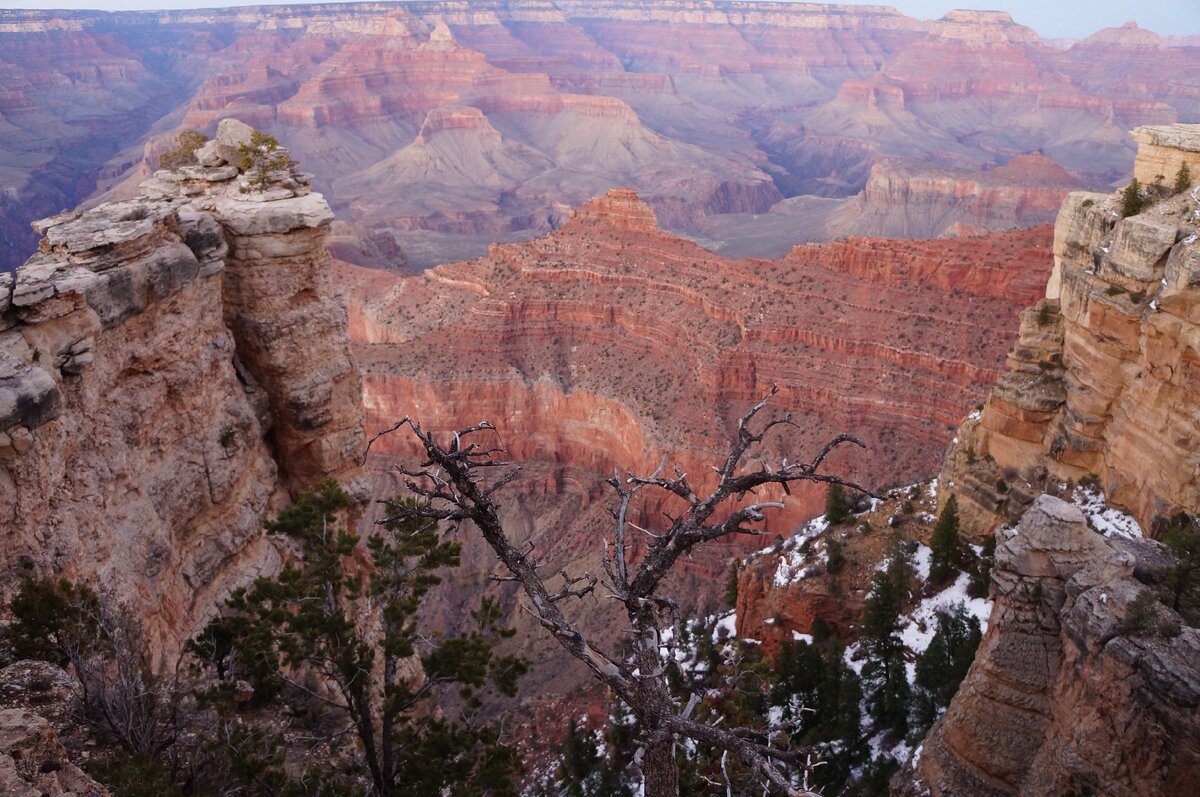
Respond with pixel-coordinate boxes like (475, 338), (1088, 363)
(0, 0), (1197, 41)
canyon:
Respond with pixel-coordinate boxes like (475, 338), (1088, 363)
(343, 186), (1054, 694)
(2, 3), (1200, 272)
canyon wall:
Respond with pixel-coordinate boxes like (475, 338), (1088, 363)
(940, 124), (1200, 540)
(343, 187), (1052, 695)
(897, 496), (1199, 796)
(0, 121), (364, 652)
(3, 2), (1200, 271)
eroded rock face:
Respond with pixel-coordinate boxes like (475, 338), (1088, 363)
(343, 187), (1052, 696)
(941, 125), (1200, 539)
(0, 707), (109, 797)
(4, 2), (1200, 271)
(0, 123), (364, 653)
(896, 495), (1200, 796)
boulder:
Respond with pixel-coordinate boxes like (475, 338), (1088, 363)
(213, 117), (255, 167)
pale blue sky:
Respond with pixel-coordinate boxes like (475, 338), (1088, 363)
(0, 0), (1196, 41)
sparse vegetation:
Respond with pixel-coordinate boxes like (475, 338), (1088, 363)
(1119, 589), (1180, 638)
(929, 495), (962, 585)
(1120, 178), (1146, 218)
(1174, 162), (1192, 194)
(237, 130), (296, 192)
(158, 129), (208, 170)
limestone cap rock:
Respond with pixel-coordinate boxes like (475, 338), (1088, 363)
(213, 117), (256, 166)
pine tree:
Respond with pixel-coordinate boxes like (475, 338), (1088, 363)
(723, 558), (740, 606)
(911, 606), (981, 735)
(1157, 512), (1200, 625)
(929, 495), (962, 585)
(1121, 177), (1145, 217)
(190, 481), (526, 797)
(860, 534), (914, 734)
(1174, 162), (1192, 194)
(826, 536), (846, 574)
(825, 482), (851, 525)
(967, 534), (996, 599)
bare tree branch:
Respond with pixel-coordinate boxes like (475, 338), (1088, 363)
(369, 387), (870, 796)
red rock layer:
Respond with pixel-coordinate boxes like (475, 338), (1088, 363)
(340, 189), (1052, 694)
(4, 2), (1200, 270)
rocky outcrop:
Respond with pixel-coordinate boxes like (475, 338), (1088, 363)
(896, 495), (1200, 796)
(0, 120), (364, 652)
(0, 661), (108, 797)
(941, 124), (1200, 540)
(0, 708), (108, 797)
(1131, 124), (1200, 185)
(828, 155), (1084, 240)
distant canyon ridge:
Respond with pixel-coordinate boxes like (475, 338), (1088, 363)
(2, 1), (1199, 272)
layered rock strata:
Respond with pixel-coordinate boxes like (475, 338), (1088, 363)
(343, 187), (1052, 695)
(1131, 124), (1200, 185)
(5, 2), (1200, 270)
(897, 495), (1200, 796)
(0, 120), (364, 651)
(941, 125), (1200, 539)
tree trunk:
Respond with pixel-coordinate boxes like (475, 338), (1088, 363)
(642, 729), (679, 797)
(633, 604), (679, 797)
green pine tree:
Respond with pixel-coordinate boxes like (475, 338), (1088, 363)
(929, 495), (962, 585)
(911, 605), (981, 735)
(860, 534), (915, 734)
(825, 482), (851, 525)
(189, 481), (526, 797)
(723, 559), (741, 606)
(1121, 177), (1145, 217)
(1174, 162), (1192, 194)
(1157, 512), (1200, 625)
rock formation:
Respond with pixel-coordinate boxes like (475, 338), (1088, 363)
(826, 154), (1085, 240)
(896, 495), (1200, 796)
(3, 2), (1200, 271)
(0, 661), (108, 797)
(0, 119), (364, 653)
(1131, 124), (1200, 185)
(940, 124), (1200, 540)
(341, 186), (1052, 695)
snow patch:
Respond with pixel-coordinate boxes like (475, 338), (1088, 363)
(1071, 485), (1144, 539)
(899, 572), (992, 657)
(772, 515), (830, 586)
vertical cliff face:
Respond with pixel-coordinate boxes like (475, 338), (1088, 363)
(0, 120), (364, 651)
(940, 124), (1200, 540)
(897, 496), (1200, 796)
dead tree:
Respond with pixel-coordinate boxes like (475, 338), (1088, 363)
(373, 385), (874, 797)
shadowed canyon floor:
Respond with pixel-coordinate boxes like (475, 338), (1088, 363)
(2, 2), (1199, 270)
(341, 189), (1053, 696)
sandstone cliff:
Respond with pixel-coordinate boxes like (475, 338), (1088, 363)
(940, 124), (1200, 540)
(897, 495), (1199, 796)
(0, 120), (364, 652)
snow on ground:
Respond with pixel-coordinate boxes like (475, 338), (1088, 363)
(912, 543), (932, 582)
(772, 515), (830, 586)
(1071, 485), (1144, 539)
(899, 572), (993, 682)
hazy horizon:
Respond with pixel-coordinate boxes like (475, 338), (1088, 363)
(1, 0), (1197, 42)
